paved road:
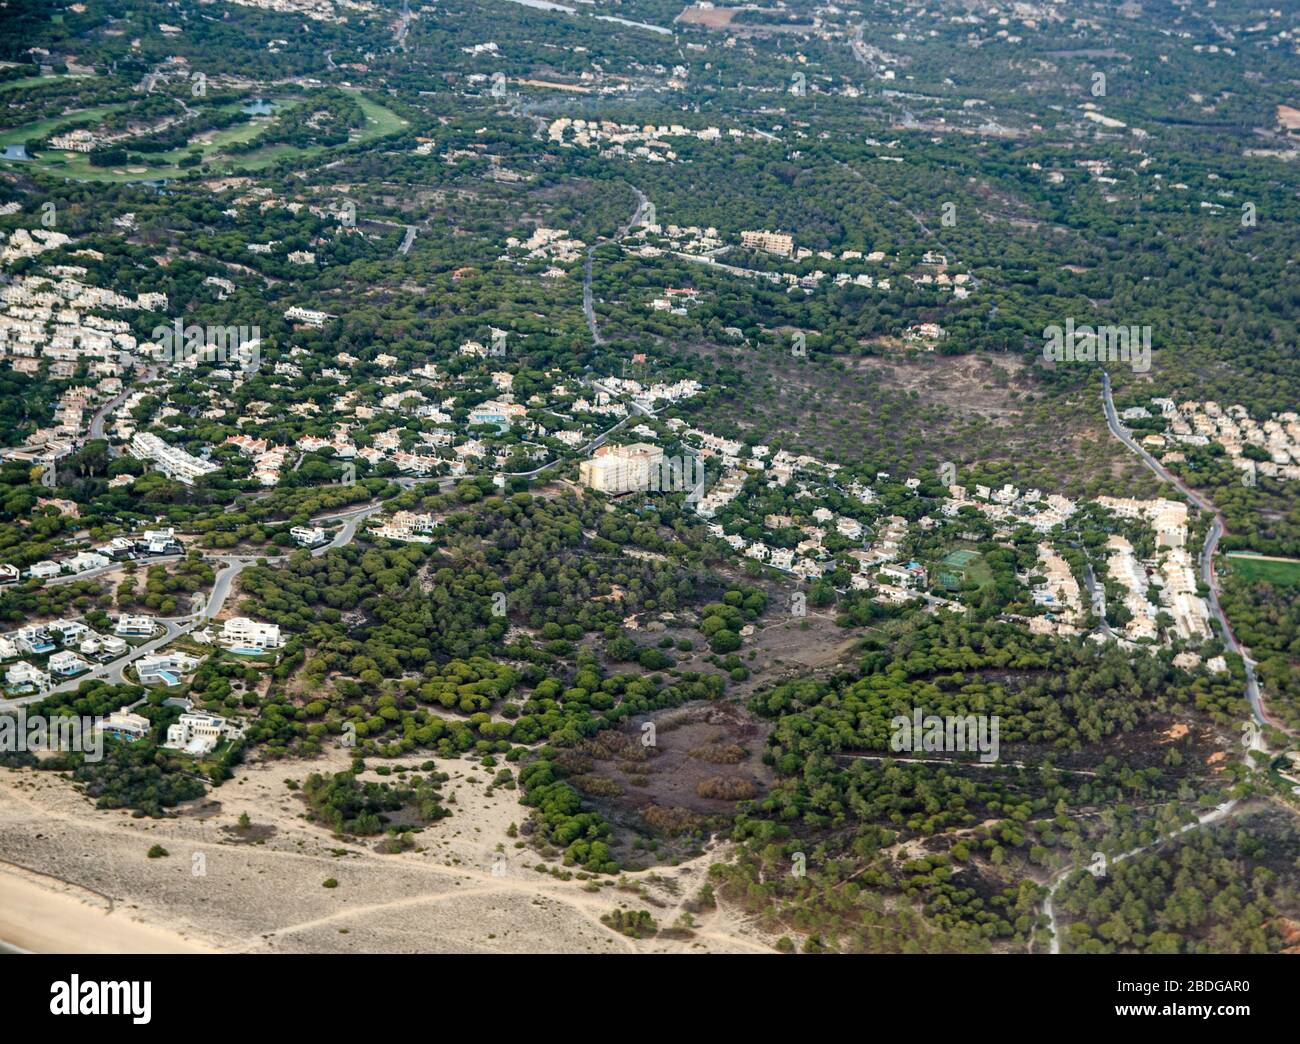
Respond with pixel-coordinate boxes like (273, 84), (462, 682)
(1, 498), (398, 708)
(583, 187), (648, 347)
(1043, 794), (1244, 954)
(1080, 562), (1115, 640)
(395, 0), (411, 48)
(312, 500), (387, 553)
(88, 387), (132, 442)
(362, 218), (418, 257)
(1100, 371), (1273, 730)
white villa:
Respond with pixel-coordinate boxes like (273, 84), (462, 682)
(220, 617), (281, 651)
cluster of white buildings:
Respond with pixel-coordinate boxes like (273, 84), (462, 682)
(19, 527), (184, 585)
(675, 428), (885, 583)
(1028, 542), (1085, 636)
(225, 434), (289, 486)
(593, 376), (700, 413)
(369, 510), (439, 543)
(942, 483), (1079, 534)
(130, 432), (220, 485)
(1096, 496), (1211, 644)
(223, 0), (374, 25)
(0, 266), (158, 381)
(546, 118), (758, 163)
(624, 221), (970, 300)
(0, 619), (134, 693)
(500, 227), (585, 265)
(0, 227), (70, 267)
(1141, 399), (1300, 483)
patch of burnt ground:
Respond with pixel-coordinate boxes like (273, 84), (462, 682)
(557, 702), (774, 868)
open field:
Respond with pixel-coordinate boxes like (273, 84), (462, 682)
(1225, 553), (1300, 587)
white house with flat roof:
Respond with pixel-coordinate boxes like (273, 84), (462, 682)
(80, 634), (128, 658)
(135, 651), (200, 685)
(164, 712), (245, 755)
(48, 650), (90, 676)
(66, 551), (110, 574)
(114, 614), (156, 637)
(5, 660), (50, 691)
(138, 527), (181, 554)
(220, 617), (281, 651)
(289, 525), (328, 547)
(95, 706), (151, 742)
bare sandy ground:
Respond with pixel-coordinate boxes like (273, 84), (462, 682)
(0, 749), (776, 954)
(0, 867), (212, 953)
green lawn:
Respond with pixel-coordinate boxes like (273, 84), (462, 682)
(1225, 553), (1300, 587)
(0, 102), (124, 147)
(0, 91), (408, 183)
(0, 73), (88, 93)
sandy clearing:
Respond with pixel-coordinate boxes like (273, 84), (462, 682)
(0, 864), (212, 953)
(0, 746), (779, 954)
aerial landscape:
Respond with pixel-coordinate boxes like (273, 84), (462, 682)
(0, 0), (1298, 976)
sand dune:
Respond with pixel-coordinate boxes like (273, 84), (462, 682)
(0, 751), (775, 954)
(0, 866), (212, 953)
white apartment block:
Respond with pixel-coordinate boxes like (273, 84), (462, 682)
(130, 432), (220, 485)
(579, 443), (665, 494)
(284, 306), (334, 328)
(740, 230), (794, 256)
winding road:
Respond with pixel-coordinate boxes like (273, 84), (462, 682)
(0, 499), (389, 709)
(582, 187), (648, 347)
(1100, 371), (1271, 729)
(14, 185), (649, 712)
(1038, 370), (1287, 952)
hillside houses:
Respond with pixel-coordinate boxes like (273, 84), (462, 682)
(1159, 399), (1300, 482)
